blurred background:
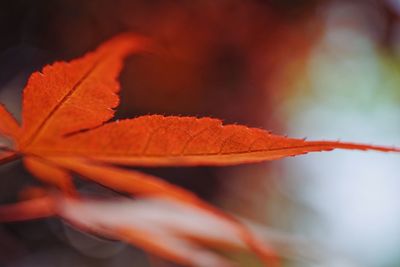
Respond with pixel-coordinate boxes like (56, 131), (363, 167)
(0, 0), (399, 266)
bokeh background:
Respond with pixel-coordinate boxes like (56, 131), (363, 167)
(0, 0), (399, 266)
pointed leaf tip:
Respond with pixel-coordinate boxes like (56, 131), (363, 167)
(19, 33), (149, 149)
(30, 115), (400, 166)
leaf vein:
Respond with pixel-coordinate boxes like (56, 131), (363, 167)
(25, 57), (103, 147)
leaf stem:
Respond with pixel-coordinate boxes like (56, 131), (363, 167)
(0, 146), (21, 165)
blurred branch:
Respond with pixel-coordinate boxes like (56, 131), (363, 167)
(0, 146), (20, 165)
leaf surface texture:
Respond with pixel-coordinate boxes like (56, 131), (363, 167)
(20, 34), (147, 148)
(30, 115), (400, 166)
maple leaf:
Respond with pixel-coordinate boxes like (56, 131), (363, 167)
(0, 33), (399, 266)
(0, 191), (278, 267)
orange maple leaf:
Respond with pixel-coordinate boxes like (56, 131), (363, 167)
(0, 33), (399, 267)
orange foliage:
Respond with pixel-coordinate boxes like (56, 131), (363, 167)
(29, 115), (399, 166)
(0, 33), (399, 267)
(19, 34), (148, 147)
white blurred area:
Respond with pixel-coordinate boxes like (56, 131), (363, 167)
(283, 1), (400, 267)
